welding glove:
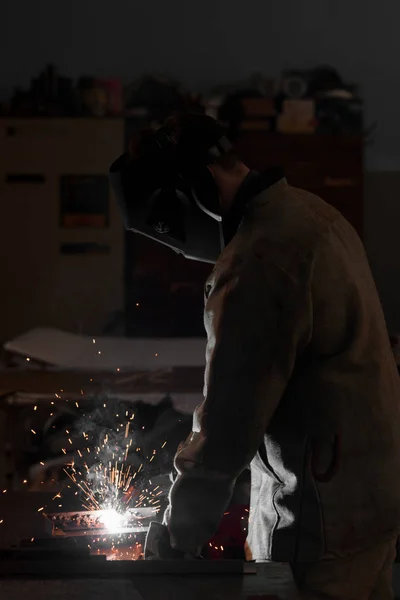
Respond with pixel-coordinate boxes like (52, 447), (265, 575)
(144, 521), (198, 560)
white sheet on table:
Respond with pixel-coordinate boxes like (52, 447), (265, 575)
(4, 328), (206, 372)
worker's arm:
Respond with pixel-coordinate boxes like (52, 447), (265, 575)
(165, 250), (312, 554)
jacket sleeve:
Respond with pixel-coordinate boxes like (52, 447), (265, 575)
(164, 251), (312, 554)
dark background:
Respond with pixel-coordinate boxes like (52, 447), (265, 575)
(1, 0), (397, 169)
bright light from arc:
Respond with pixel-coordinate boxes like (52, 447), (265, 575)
(99, 509), (124, 533)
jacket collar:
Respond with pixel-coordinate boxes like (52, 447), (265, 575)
(222, 168), (285, 244)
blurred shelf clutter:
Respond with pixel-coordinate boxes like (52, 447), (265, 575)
(0, 64), (364, 138)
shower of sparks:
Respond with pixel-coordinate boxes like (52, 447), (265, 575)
(53, 404), (167, 536)
(63, 454), (163, 530)
(29, 384), (169, 556)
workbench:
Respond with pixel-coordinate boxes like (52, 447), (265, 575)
(0, 558), (299, 599)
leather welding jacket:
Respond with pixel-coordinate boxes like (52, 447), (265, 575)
(165, 173), (400, 563)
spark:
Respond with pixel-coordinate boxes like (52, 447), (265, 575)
(76, 402), (79, 408)
(60, 413), (163, 538)
(34, 405), (37, 411)
(40, 462), (45, 466)
(31, 538), (35, 542)
(26, 357), (30, 362)
(93, 338), (96, 344)
(0, 520), (3, 524)
(37, 507), (44, 512)
(23, 480), (27, 484)
(98, 351), (102, 355)
(31, 429), (36, 434)
(154, 353), (158, 357)
(136, 303), (139, 307)
(161, 441), (167, 448)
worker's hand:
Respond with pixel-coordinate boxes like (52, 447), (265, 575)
(144, 521), (198, 560)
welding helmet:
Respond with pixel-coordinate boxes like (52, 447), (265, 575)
(109, 114), (233, 264)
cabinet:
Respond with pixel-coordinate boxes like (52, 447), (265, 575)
(236, 133), (364, 237)
(0, 118), (125, 342)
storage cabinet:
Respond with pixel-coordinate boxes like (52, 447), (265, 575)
(0, 118), (125, 343)
(235, 133), (364, 236)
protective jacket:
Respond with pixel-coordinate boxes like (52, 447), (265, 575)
(165, 175), (400, 562)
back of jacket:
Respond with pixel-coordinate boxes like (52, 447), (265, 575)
(166, 179), (400, 562)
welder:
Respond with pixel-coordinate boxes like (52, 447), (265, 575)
(110, 113), (400, 599)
